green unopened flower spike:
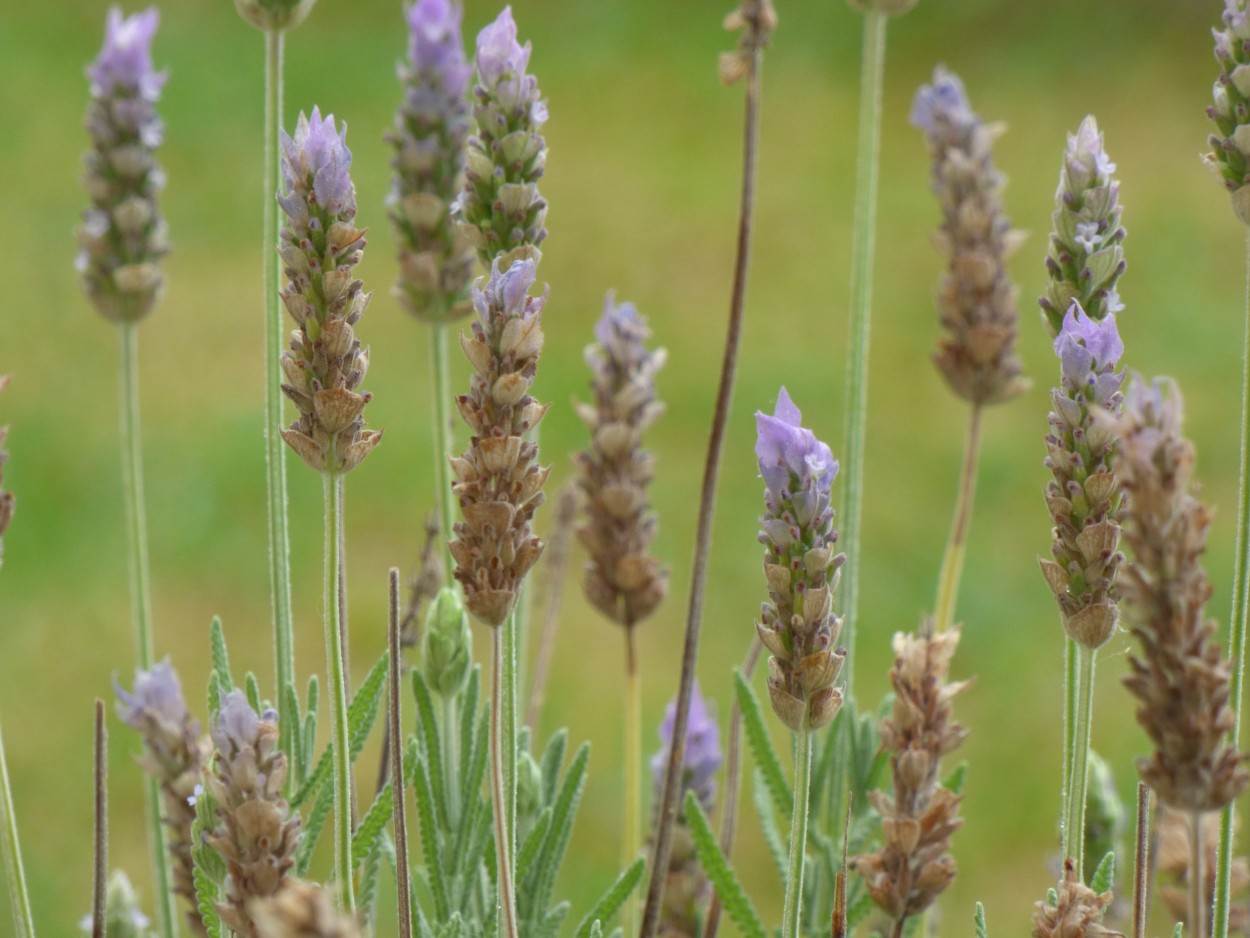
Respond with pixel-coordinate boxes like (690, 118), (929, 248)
(453, 5), (548, 269)
(78, 871), (153, 938)
(422, 586), (472, 698)
(1208, 1), (1250, 224)
(233, 0), (316, 33)
(77, 6), (169, 325)
(277, 107), (382, 475)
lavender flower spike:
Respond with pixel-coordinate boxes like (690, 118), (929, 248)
(278, 108), (381, 475)
(1039, 301), (1126, 650)
(77, 7), (170, 324)
(912, 66), (1026, 406)
(650, 682), (721, 937)
(755, 388), (845, 732)
(1040, 116), (1126, 335)
(1207, 0), (1250, 224)
(454, 6), (548, 269)
(387, 0), (475, 324)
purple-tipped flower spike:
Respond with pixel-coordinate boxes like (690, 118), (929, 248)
(650, 682), (721, 936)
(1108, 376), (1249, 812)
(453, 6), (548, 269)
(576, 294), (669, 629)
(233, 0), (316, 33)
(114, 660), (208, 932)
(755, 388), (846, 733)
(912, 66), (1027, 407)
(1207, 1), (1250, 224)
(1039, 301), (1126, 650)
(277, 108), (381, 475)
(449, 258), (550, 627)
(387, 0), (475, 324)
(205, 690), (300, 937)
(77, 7), (170, 324)
(1040, 116), (1127, 335)
(0, 377), (11, 569)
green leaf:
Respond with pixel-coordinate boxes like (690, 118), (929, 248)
(943, 761), (968, 796)
(358, 833), (384, 925)
(751, 768), (788, 884)
(412, 670), (449, 829)
(209, 616), (233, 712)
(282, 681), (304, 783)
(348, 652), (390, 762)
(847, 886), (876, 931)
(351, 782), (394, 867)
(295, 782), (334, 877)
(516, 807), (553, 887)
(974, 901), (988, 938)
(189, 790), (225, 938)
(414, 758), (450, 921)
(734, 669), (793, 818)
(1172, 923), (1183, 938)
(587, 922), (603, 938)
(528, 743), (589, 926)
(1090, 851), (1115, 894)
(683, 790), (766, 938)
(291, 747), (332, 811)
(1047, 887), (1058, 907)
(191, 865), (223, 938)
(573, 858), (645, 938)
(539, 729), (568, 807)
(305, 673), (319, 721)
(245, 671), (262, 714)
(541, 901), (571, 937)
(302, 707), (317, 789)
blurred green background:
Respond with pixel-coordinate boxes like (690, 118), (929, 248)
(0, 0), (1243, 932)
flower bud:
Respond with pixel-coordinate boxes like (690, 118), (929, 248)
(233, 0), (316, 33)
(421, 587), (472, 699)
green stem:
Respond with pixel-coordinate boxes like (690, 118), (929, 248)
(1061, 636), (1077, 858)
(119, 324), (177, 938)
(262, 28), (296, 764)
(490, 627), (519, 938)
(0, 718), (34, 938)
(933, 405), (983, 633)
(1064, 644), (1096, 879)
(428, 323), (456, 562)
(1214, 229), (1250, 938)
(93, 701), (107, 938)
(623, 627), (642, 938)
(839, 8), (888, 695)
(323, 471), (356, 912)
(387, 570), (414, 938)
(443, 693), (460, 828)
(1192, 810), (1207, 938)
(782, 721), (813, 938)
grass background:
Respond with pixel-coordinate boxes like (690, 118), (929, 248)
(0, 0), (1243, 932)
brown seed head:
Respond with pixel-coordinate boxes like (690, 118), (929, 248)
(249, 880), (361, 938)
(1032, 858), (1116, 938)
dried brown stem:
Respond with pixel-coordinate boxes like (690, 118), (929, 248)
(1133, 784), (1150, 938)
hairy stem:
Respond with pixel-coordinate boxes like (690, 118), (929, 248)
(323, 471), (355, 912)
(638, 38), (762, 938)
(624, 626), (642, 938)
(1192, 810), (1207, 938)
(1064, 644), (1096, 878)
(782, 721), (813, 938)
(428, 323), (456, 563)
(388, 570), (413, 938)
(93, 701), (106, 938)
(1133, 783), (1150, 938)
(1214, 229), (1250, 938)
(934, 404), (983, 633)
(524, 483), (577, 733)
(1062, 636), (1077, 864)
(839, 8), (888, 695)
(0, 719), (34, 938)
(262, 29), (296, 765)
(491, 627), (519, 938)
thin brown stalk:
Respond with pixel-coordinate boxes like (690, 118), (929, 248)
(702, 637), (762, 938)
(491, 628), (519, 938)
(525, 482), (578, 732)
(92, 699), (106, 938)
(1133, 783), (1150, 938)
(1192, 810), (1206, 938)
(388, 569), (413, 938)
(639, 27), (763, 938)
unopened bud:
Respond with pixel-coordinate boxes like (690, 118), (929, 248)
(422, 587), (472, 699)
(234, 0), (316, 32)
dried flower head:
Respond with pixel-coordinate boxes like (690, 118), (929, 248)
(1110, 376), (1248, 812)
(77, 7), (170, 324)
(1039, 303), (1125, 650)
(1207, 1), (1250, 224)
(206, 691), (300, 937)
(1156, 804), (1250, 935)
(449, 258), (549, 626)
(1032, 858), (1115, 938)
(576, 294), (668, 629)
(718, 0), (777, 85)
(0, 376), (11, 569)
(278, 108), (381, 475)
(233, 0), (316, 33)
(387, 0), (475, 323)
(755, 388), (845, 732)
(1040, 117), (1126, 335)
(249, 880), (361, 938)
(853, 623), (968, 927)
(911, 67), (1026, 407)
(453, 6), (547, 269)
(115, 660), (208, 933)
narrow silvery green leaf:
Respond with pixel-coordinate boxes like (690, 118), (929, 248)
(414, 761), (450, 921)
(351, 782), (394, 867)
(974, 901), (988, 938)
(516, 807), (553, 887)
(209, 617), (233, 703)
(530, 743), (589, 923)
(751, 768), (788, 883)
(734, 669), (794, 817)
(412, 670), (449, 829)
(539, 729), (568, 807)
(245, 671), (262, 714)
(349, 652), (390, 760)
(572, 858), (645, 938)
(357, 835), (384, 925)
(943, 761), (968, 796)
(683, 790), (767, 938)
(282, 681), (304, 782)
(1172, 922), (1183, 938)
(294, 783), (334, 877)
(1090, 851), (1115, 895)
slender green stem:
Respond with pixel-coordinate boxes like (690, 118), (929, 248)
(443, 693), (460, 827)
(1192, 810), (1207, 938)
(387, 570), (414, 938)
(0, 719), (34, 938)
(490, 627), (519, 938)
(262, 28), (296, 763)
(119, 324), (177, 938)
(1214, 229), (1250, 938)
(840, 9), (888, 695)
(934, 405), (983, 633)
(502, 609), (517, 861)
(782, 722), (813, 938)
(428, 323), (456, 563)
(323, 471), (355, 912)
(623, 627), (642, 938)
(1063, 644), (1096, 879)
(1061, 636), (1077, 858)
(93, 701), (107, 938)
